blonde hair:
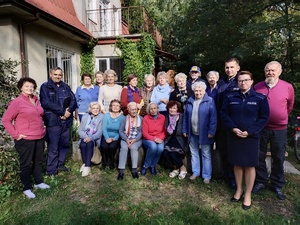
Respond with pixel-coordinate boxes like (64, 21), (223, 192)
(88, 102), (101, 113)
(104, 69), (118, 81)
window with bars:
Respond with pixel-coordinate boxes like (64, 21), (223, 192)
(46, 45), (76, 88)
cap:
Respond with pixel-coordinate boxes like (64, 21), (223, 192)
(190, 66), (201, 73)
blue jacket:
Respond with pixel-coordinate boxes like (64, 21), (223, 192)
(182, 93), (217, 145)
(40, 79), (77, 128)
(220, 88), (270, 138)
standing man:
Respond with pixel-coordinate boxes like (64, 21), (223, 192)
(186, 66), (205, 88)
(252, 61), (294, 200)
(216, 57), (240, 188)
(40, 67), (77, 176)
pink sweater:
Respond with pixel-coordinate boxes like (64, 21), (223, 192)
(254, 80), (294, 130)
(2, 94), (46, 140)
(142, 114), (166, 141)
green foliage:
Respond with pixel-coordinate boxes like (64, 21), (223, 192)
(0, 56), (20, 117)
(0, 56), (22, 201)
(115, 33), (155, 86)
(80, 38), (96, 76)
(0, 132), (22, 202)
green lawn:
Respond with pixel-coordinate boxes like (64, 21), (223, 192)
(1, 148), (300, 225)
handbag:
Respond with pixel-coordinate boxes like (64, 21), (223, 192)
(212, 146), (223, 179)
(91, 145), (102, 164)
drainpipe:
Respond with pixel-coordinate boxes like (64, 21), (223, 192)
(18, 13), (39, 77)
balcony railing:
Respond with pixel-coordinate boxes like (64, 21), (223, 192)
(86, 6), (162, 48)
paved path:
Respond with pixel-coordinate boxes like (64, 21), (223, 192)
(266, 157), (300, 175)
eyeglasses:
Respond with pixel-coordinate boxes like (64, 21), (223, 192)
(238, 79), (252, 83)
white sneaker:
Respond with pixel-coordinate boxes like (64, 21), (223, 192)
(23, 190), (36, 199)
(203, 179), (210, 184)
(82, 167), (91, 177)
(80, 163), (85, 172)
(34, 183), (50, 189)
(189, 174), (198, 180)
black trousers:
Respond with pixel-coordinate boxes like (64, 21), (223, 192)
(14, 138), (45, 191)
(100, 137), (120, 167)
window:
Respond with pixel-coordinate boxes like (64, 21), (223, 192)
(46, 45), (76, 89)
(96, 57), (124, 84)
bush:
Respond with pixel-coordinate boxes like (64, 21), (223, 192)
(0, 56), (21, 201)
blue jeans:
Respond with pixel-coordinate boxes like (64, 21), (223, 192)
(189, 134), (212, 179)
(142, 140), (164, 168)
(46, 123), (70, 175)
(255, 128), (287, 188)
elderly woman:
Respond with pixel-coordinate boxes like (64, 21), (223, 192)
(2, 77), (50, 199)
(221, 71), (269, 210)
(163, 101), (188, 179)
(206, 71), (220, 101)
(117, 102), (143, 180)
(120, 74), (143, 116)
(75, 73), (99, 121)
(95, 71), (105, 87)
(98, 69), (122, 114)
(141, 102), (166, 175)
(78, 102), (103, 177)
(140, 74), (155, 117)
(183, 81), (217, 183)
(100, 99), (124, 170)
(150, 71), (172, 116)
(169, 72), (193, 111)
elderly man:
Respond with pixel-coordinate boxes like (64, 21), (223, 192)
(186, 66), (205, 88)
(40, 67), (77, 176)
(252, 61), (294, 200)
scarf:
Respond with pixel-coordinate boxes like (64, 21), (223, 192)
(84, 114), (98, 137)
(157, 83), (171, 93)
(125, 115), (142, 136)
(127, 85), (141, 102)
(167, 113), (179, 134)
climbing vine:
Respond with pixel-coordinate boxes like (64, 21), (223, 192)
(115, 33), (155, 86)
(80, 38), (97, 77)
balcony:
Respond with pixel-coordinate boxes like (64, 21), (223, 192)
(86, 6), (162, 49)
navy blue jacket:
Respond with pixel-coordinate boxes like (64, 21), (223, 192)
(182, 93), (217, 145)
(40, 79), (77, 128)
(220, 88), (270, 138)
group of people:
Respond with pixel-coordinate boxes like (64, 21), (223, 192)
(2, 59), (294, 211)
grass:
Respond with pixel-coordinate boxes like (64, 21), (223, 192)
(1, 148), (300, 225)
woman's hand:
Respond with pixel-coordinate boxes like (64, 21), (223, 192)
(83, 137), (91, 143)
(106, 138), (113, 143)
(160, 98), (169, 104)
(208, 134), (214, 138)
(232, 128), (248, 138)
(183, 133), (188, 138)
(154, 137), (163, 143)
(17, 134), (27, 141)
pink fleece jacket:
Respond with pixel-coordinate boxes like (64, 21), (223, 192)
(254, 79), (294, 130)
(2, 93), (46, 140)
(142, 114), (166, 141)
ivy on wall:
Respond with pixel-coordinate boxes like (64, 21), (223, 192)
(80, 38), (97, 77)
(115, 33), (155, 87)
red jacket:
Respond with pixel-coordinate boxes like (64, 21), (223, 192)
(2, 93), (46, 140)
(142, 114), (166, 141)
(120, 87), (142, 115)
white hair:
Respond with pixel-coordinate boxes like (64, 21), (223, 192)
(206, 71), (219, 81)
(174, 73), (187, 83)
(191, 81), (207, 91)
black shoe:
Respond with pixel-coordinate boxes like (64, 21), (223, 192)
(150, 166), (157, 175)
(270, 186), (286, 200)
(58, 165), (71, 172)
(131, 172), (139, 179)
(252, 183), (265, 193)
(230, 191), (244, 202)
(109, 165), (115, 170)
(141, 166), (147, 175)
(242, 203), (251, 210)
(117, 172), (124, 180)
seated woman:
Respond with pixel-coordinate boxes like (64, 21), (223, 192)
(117, 102), (143, 180)
(163, 101), (188, 179)
(78, 102), (103, 176)
(120, 74), (143, 116)
(100, 99), (124, 170)
(141, 102), (166, 175)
